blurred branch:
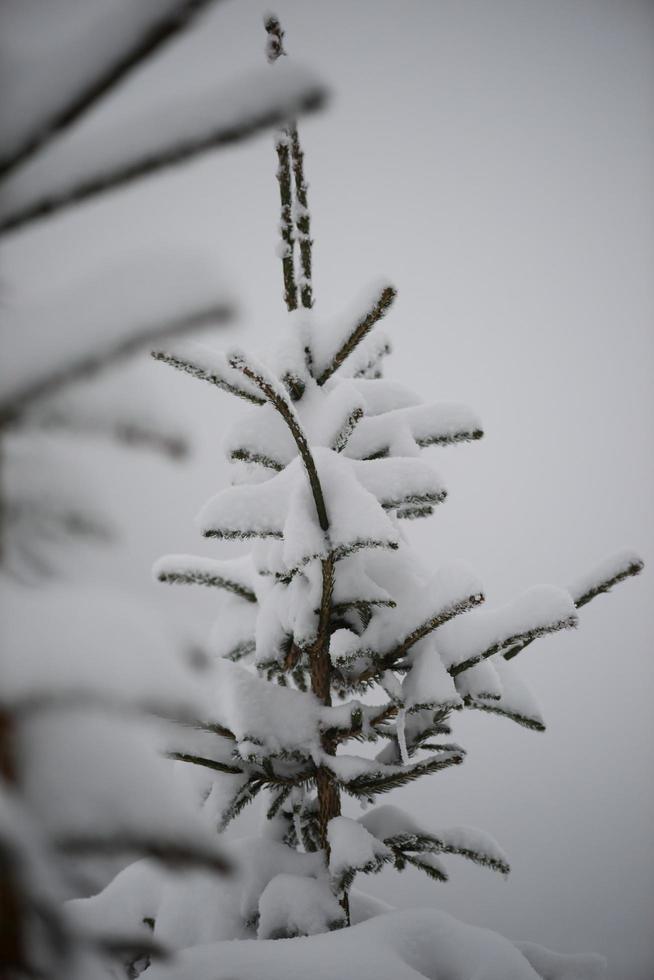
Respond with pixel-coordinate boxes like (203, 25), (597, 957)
(0, 303), (233, 427)
(0, 73), (327, 236)
(0, 0), (222, 179)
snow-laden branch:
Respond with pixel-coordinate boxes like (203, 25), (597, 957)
(443, 586), (578, 676)
(314, 283), (397, 385)
(0, 63), (327, 235)
(0, 253), (235, 425)
(152, 341), (265, 404)
(0, 0), (221, 178)
(227, 349), (330, 533)
(2, 305), (232, 427)
(503, 550), (644, 663)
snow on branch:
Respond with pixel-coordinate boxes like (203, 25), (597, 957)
(153, 554), (257, 602)
(313, 282), (397, 385)
(0, 253), (234, 425)
(342, 565), (484, 685)
(290, 128), (314, 309)
(326, 747), (465, 801)
(502, 550), (644, 663)
(327, 817), (393, 893)
(0, 0), (221, 178)
(227, 349), (330, 532)
(568, 549), (644, 610)
(442, 586), (578, 676)
(272, 130), (297, 312)
(345, 402), (484, 460)
(0, 62), (327, 235)
(265, 15), (314, 311)
(151, 341), (265, 404)
(352, 457), (447, 512)
(358, 805), (510, 877)
(462, 658), (546, 733)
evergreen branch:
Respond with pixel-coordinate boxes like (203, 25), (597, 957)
(151, 348), (265, 405)
(384, 831), (510, 876)
(24, 410), (189, 461)
(219, 778), (265, 830)
(0, 0), (221, 178)
(265, 15), (314, 309)
(572, 553), (644, 610)
(264, 17), (297, 309)
(0, 304), (234, 427)
(0, 81), (327, 236)
(188, 719), (236, 740)
(57, 835), (231, 874)
(228, 448), (285, 472)
(503, 554), (643, 663)
(154, 557), (257, 602)
(402, 852), (449, 881)
(166, 752), (244, 775)
(331, 407), (364, 453)
(416, 429), (484, 448)
(273, 133), (298, 311)
(290, 127), (314, 309)
(266, 786), (293, 819)
(332, 853), (391, 895)
(353, 593), (484, 687)
(396, 504), (434, 520)
(451, 614), (577, 676)
(315, 285), (396, 386)
(352, 336), (392, 379)
(227, 351), (329, 531)
(461, 696), (546, 733)
(337, 750), (465, 800)
(203, 527), (282, 543)
(380, 488), (447, 512)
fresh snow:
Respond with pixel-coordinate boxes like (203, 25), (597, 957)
(145, 906), (606, 980)
(436, 585), (578, 672)
(568, 548), (644, 607)
(257, 873), (344, 939)
(327, 816), (392, 882)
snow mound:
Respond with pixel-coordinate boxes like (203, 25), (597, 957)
(145, 907), (606, 980)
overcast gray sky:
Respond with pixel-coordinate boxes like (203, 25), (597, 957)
(3, 1), (653, 976)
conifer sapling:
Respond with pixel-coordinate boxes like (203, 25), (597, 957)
(152, 14), (643, 940)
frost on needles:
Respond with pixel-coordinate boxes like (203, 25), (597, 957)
(80, 13), (642, 977)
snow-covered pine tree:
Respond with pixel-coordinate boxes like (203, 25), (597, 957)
(150, 14), (643, 946)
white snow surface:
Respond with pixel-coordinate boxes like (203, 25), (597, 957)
(145, 906), (606, 980)
(257, 873), (344, 939)
(470, 658), (545, 729)
(346, 401), (483, 459)
(402, 639), (462, 710)
(327, 816), (392, 879)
